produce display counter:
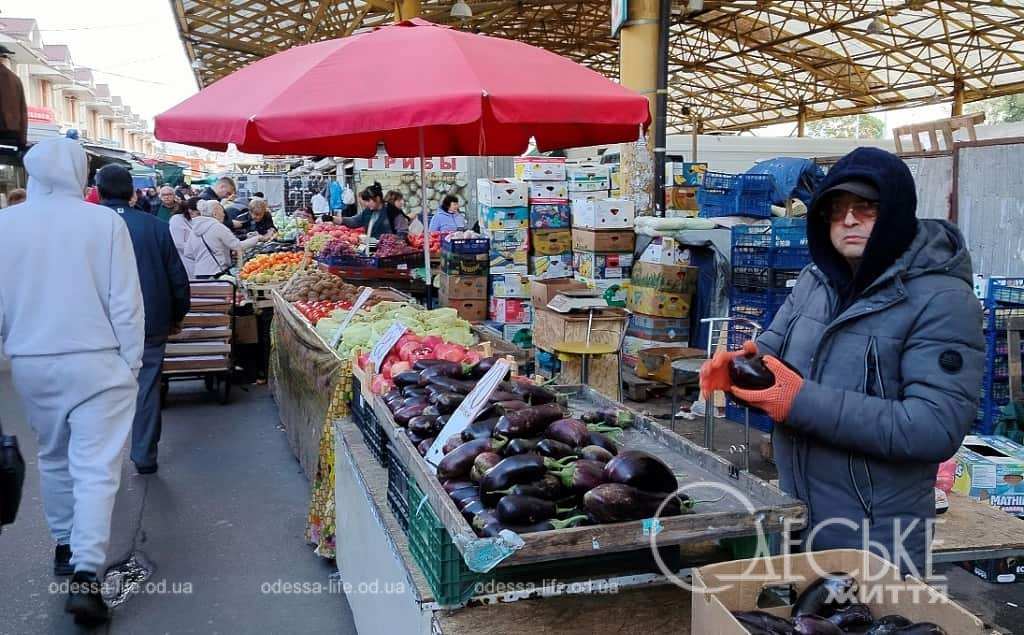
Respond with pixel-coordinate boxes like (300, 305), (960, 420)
(318, 262), (429, 302)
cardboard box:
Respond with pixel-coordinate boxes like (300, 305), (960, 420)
(530, 278), (589, 308)
(528, 181), (569, 201)
(514, 157), (566, 181)
(478, 205), (528, 231)
(571, 228), (635, 253)
(531, 228), (572, 256)
(627, 287), (691, 318)
(692, 549), (985, 635)
(449, 299), (487, 322)
(567, 179), (611, 193)
(627, 313), (690, 342)
(630, 261), (698, 295)
(489, 272), (531, 299)
(441, 251), (489, 275)
(634, 346), (703, 385)
(477, 178), (529, 207)
(571, 198), (636, 230)
(529, 201), (571, 229)
(489, 298), (533, 324)
(959, 557), (1024, 584)
(610, 169), (621, 191)
(235, 314), (258, 345)
(672, 161), (707, 186)
(530, 254), (574, 280)
(484, 320), (533, 348)
(952, 435), (1024, 517)
(485, 228), (529, 251)
(489, 249), (529, 275)
(566, 162), (611, 182)
(576, 275), (629, 306)
(666, 185), (698, 211)
(638, 237), (691, 265)
(533, 307), (626, 352)
(572, 251), (633, 279)
(438, 273), (487, 300)
(623, 335), (667, 358)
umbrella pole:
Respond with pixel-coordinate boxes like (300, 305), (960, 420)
(419, 128), (431, 309)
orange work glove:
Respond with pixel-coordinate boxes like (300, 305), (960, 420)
(699, 340), (758, 399)
(729, 356), (804, 422)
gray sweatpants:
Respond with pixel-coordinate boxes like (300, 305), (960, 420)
(11, 350), (136, 573)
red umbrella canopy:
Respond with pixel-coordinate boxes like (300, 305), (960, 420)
(156, 19), (649, 157)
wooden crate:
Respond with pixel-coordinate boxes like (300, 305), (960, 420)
(532, 308), (627, 351)
(162, 356), (231, 374)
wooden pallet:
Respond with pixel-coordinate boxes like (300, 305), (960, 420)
(892, 112), (984, 153)
(622, 368), (668, 402)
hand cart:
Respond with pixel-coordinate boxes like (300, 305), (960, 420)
(160, 280), (237, 405)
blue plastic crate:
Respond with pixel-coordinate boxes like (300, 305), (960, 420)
(770, 218), (809, 248)
(730, 289), (772, 321)
(987, 306), (1024, 331)
(442, 237), (490, 255)
(700, 170), (735, 192)
(725, 398), (774, 433)
(735, 191), (773, 218)
(735, 173), (775, 194)
(732, 247), (772, 269)
(732, 224), (774, 250)
(772, 247), (811, 270)
(986, 277), (1024, 306)
(726, 322), (759, 349)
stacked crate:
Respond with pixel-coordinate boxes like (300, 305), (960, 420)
(477, 178), (533, 347)
(568, 163), (633, 306)
(518, 157), (574, 285)
(726, 218), (811, 432)
(978, 278), (1024, 433)
(623, 238), (697, 367)
(698, 171), (775, 219)
(438, 236), (490, 322)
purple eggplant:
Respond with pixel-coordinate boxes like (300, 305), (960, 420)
(584, 431), (619, 455)
(416, 437), (435, 456)
(509, 381), (557, 405)
(494, 400), (530, 415)
(536, 439), (576, 459)
(494, 403), (565, 438)
(583, 483), (688, 523)
(408, 415), (442, 437)
(394, 404), (426, 426)
(461, 417), (500, 442)
(488, 390), (521, 403)
(578, 445), (615, 462)
(492, 473), (564, 500)
(449, 486), (480, 509)
(731, 611), (798, 635)
(469, 355), (510, 380)
(403, 387), (428, 399)
(793, 615), (842, 635)
(461, 499), (486, 523)
(865, 617), (913, 635)
(430, 392), (464, 414)
(475, 515), (587, 537)
(496, 495), (575, 525)
(792, 572), (858, 618)
(418, 362), (466, 384)
(729, 353), (776, 390)
(473, 452), (503, 479)
(544, 418), (590, 447)
(384, 389), (403, 404)
(826, 604), (873, 629)
(401, 396), (428, 410)
(413, 359), (450, 371)
(437, 437), (508, 481)
(892, 624), (946, 635)
(503, 438), (540, 456)
(442, 479), (475, 494)
(480, 455), (560, 505)
(421, 404), (442, 418)
(602, 451), (678, 494)
(406, 428), (426, 445)
(549, 458), (606, 494)
(442, 435), (465, 454)
(429, 376), (478, 395)
(393, 371), (422, 388)
(471, 507), (499, 529)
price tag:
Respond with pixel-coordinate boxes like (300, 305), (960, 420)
(425, 359), (511, 467)
(330, 287), (373, 349)
(370, 322), (408, 373)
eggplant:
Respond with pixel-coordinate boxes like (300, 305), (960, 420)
(492, 473), (564, 500)
(471, 508), (499, 529)
(583, 483), (688, 523)
(544, 418), (590, 447)
(494, 400), (530, 415)
(600, 408), (635, 428)
(535, 438), (576, 459)
(442, 479), (475, 494)
(496, 495), (575, 525)
(729, 353), (776, 390)
(480, 455), (559, 505)
(469, 355), (509, 380)
(442, 435), (465, 454)
(418, 361), (466, 382)
(509, 381), (556, 405)
(402, 387), (428, 399)
(732, 611), (798, 635)
(488, 390), (521, 403)
(394, 404), (426, 426)
(476, 515), (586, 537)
(383, 389), (403, 404)
(792, 572), (858, 618)
(428, 376), (477, 395)
(892, 624), (945, 635)
(393, 371), (422, 388)
(549, 458), (606, 494)
(865, 617), (913, 635)
(449, 486), (480, 509)
(413, 359), (450, 371)
(417, 437), (435, 456)
(493, 403), (565, 438)
(401, 396), (428, 410)
(578, 445), (615, 462)
(406, 428), (426, 445)
(421, 405), (442, 418)
(461, 500), (485, 523)
(409, 416), (442, 437)
(826, 604), (873, 629)
(584, 431), (619, 455)
(503, 438), (540, 456)
(793, 615), (842, 635)
(461, 417), (499, 442)
(602, 451), (678, 494)
(437, 438), (508, 481)
(431, 392), (463, 414)
(581, 411), (604, 424)
(473, 452), (503, 479)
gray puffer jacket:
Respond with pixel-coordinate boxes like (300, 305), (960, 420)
(757, 219), (984, 574)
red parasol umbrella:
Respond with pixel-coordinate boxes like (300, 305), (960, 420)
(155, 19), (649, 300)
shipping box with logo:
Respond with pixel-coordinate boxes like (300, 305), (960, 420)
(952, 435), (1024, 517)
(477, 178), (528, 207)
(631, 261), (698, 295)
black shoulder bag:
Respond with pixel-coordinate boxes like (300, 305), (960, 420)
(0, 417), (25, 529)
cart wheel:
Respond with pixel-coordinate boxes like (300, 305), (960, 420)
(218, 375), (232, 405)
(205, 375), (216, 392)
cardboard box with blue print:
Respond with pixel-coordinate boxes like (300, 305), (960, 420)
(952, 435), (1024, 517)
(571, 198), (635, 230)
(477, 178), (528, 207)
(486, 228), (529, 251)
(527, 181), (569, 201)
(575, 275), (629, 306)
(529, 201), (571, 229)
(572, 251), (633, 280)
(514, 157), (566, 181)
(531, 229), (573, 256)
(627, 287), (691, 318)
(489, 273), (531, 299)
(478, 205), (528, 231)
(489, 298), (533, 324)
(489, 248), (529, 275)
(631, 261), (698, 295)
(485, 321), (533, 348)
(628, 314), (690, 342)
(530, 254), (574, 280)
(566, 163), (611, 183)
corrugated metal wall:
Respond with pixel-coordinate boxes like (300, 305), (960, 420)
(465, 156), (513, 225)
(957, 141), (1024, 277)
(903, 155), (953, 220)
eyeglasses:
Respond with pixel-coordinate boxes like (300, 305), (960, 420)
(827, 199), (879, 222)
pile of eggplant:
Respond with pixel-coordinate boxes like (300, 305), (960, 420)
(382, 358), (691, 537)
(732, 572), (946, 634)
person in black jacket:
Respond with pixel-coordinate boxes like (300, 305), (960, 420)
(96, 165), (191, 475)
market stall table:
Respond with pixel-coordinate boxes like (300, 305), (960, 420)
(931, 493), (1024, 563)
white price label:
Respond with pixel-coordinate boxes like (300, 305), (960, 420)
(330, 288), (373, 349)
(370, 322), (408, 373)
(425, 359), (511, 467)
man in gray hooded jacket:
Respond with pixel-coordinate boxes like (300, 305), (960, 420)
(703, 147), (984, 575)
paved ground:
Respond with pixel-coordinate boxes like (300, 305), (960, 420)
(0, 370), (355, 635)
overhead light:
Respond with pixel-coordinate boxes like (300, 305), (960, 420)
(191, 59), (207, 71)
(865, 17), (886, 35)
(451, 0), (472, 19)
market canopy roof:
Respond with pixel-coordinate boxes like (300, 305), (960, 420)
(171, 0), (1024, 133)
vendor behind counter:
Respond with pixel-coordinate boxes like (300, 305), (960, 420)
(337, 182), (409, 238)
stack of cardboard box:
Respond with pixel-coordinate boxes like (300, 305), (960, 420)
(623, 238), (697, 366)
(439, 236), (490, 322)
(570, 177), (635, 307)
(517, 157), (573, 283)
(477, 178), (533, 347)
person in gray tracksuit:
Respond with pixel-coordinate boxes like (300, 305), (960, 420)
(723, 147), (984, 576)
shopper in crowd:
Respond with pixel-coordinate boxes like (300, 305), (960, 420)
(170, 197), (199, 277)
(247, 198), (277, 240)
(4, 187), (25, 206)
(153, 185), (179, 222)
(133, 188), (148, 212)
(199, 175), (235, 203)
(142, 187), (160, 214)
(175, 184), (193, 201)
(96, 165), (190, 476)
(384, 190), (410, 238)
(185, 199), (260, 278)
(0, 138), (144, 625)
(338, 182), (397, 239)
(700, 147), (984, 576)
(429, 194), (467, 232)
(252, 191), (265, 200)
